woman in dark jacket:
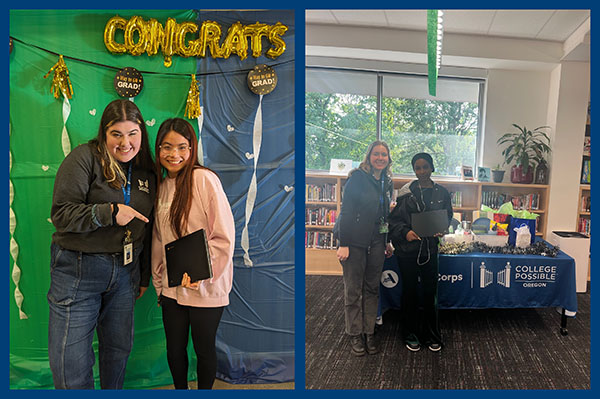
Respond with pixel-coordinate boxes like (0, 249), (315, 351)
(48, 99), (155, 388)
(388, 152), (452, 352)
(336, 140), (394, 356)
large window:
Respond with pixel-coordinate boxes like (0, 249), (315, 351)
(306, 67), (483, 176)
(305, 69), (377, 171)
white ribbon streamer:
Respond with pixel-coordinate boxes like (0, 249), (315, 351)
(61, 95), (72, 157)
(9, 128), (27, 319)
(9, 203), (16, 235)
(196, 106), (205, 166)
(241, 95), (263, 267)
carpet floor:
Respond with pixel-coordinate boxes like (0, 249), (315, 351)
(305, 275), (590, 390)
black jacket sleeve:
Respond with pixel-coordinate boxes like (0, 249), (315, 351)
(51, 145), (113, 233)
(388, 194), (412, 245)
(337, 174), (360, 247)
(443, 187), (454, 223)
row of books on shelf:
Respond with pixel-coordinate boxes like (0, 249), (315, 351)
(581, 195), (591, 213)
(305, 231), (338, 249)
(583, 136), (590, 156)
(578, 217), (591, 236)
(481, 191), (540, 210)
(581, 159), (591, 184)
(306, 183), (337, 202)
(306, 208), (337, 226)
(450, 191), (462, 207)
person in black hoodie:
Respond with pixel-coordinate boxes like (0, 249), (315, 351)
(336, 141), (394, 356)
(388, 152), (452, 353)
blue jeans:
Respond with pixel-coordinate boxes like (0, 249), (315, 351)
(47, 243), (140, 389)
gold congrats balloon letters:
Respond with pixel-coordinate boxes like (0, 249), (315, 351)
(103, 15), (288, 67)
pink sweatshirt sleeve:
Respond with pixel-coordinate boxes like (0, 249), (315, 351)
(151, 213), (165, 297)
(195, 170), (235, 281)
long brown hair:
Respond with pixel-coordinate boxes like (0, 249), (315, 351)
(90, 99), (154, 189)
(155, 118), (217, 238)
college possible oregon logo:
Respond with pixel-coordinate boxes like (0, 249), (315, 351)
(478, 261), (557, 289)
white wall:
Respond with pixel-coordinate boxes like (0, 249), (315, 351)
(545, 62), (590, 234)
(482, 69), (552, 171)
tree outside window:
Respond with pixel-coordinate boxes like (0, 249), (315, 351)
(305, 68), (481, 176)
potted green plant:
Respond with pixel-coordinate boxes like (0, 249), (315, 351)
(497, 124), (552, 184)
(491, 164), (505, 183)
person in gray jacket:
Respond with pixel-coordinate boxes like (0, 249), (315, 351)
(336, 141), (394, 356)
(388, 153), (452, 353)
(47, 99), (156, 389)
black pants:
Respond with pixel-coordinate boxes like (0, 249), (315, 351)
(161, 296), (224, 389)
(397, 250), (442, 346)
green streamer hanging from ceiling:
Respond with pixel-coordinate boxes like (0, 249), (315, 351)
(427, 10), (443, 96)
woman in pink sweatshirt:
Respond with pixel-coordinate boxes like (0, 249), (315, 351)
(151, 118), (235, 389)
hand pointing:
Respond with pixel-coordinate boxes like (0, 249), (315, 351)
(114, 203), (149, 225)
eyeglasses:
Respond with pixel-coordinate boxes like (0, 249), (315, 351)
(159, 144), (191, 154)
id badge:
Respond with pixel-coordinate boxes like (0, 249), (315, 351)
(124, 243), (133, 265)
(379, 221), (389, 234)
(123, 228), (133, 265)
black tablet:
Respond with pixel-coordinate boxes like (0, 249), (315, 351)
(411, 209), (450, 238)
(165, 229), (213, 287)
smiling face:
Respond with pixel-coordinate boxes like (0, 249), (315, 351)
(369, 144), (390, 172)
(105, 120), (142, 163)
(159, 130), (191, 178)
(413, 158), (433, 183)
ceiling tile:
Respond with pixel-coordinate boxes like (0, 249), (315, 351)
(331, 9), (388, 27)
(488, 10), (555, 39)
(305, 10), (338, 25)
(442, 10), (496, 35)
(384, 10), (427, 30)
(538, 10), (590, 41)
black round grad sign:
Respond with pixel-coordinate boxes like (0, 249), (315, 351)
(247, 64), (277, 95)
(114, 67), (143, 98)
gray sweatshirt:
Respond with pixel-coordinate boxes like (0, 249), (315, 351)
(51, 143), (155, 285)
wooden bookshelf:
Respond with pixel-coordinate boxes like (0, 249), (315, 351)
(579, 105), (591, 281)
(306, 170), (550, 275)
(577, 184), (591, 231)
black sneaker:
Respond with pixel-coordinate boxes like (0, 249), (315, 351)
(365, 333), (379, 355)
(405, 334), (421, 352)
(350, 334), (366, 356)
(428, 343), (442, 352)
(405, 341), (421, 352)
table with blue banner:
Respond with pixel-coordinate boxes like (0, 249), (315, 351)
(379, 246), (578, 335)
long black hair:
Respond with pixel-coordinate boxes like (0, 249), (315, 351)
(155, 118), (218, 238)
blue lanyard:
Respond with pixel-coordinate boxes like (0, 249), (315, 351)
(122, 164), (132, 206)
(379, 177), (386, 213)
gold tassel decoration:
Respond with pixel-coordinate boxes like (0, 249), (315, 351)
(184, 74), (201, 119)
(44, 55), (74, 100)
